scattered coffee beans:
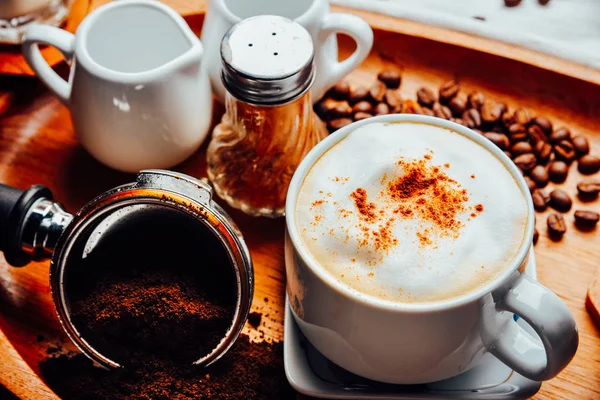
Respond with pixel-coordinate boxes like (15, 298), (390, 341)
(532, 190), (549, 211)
(384, 90), (403, 112)
(467, 91), (485, 110)
(572, 135), (590, 156)
(511, 141), (533, 156)
(328, 118), (353, 132)
(449, 96), (467, 116)
(370, 80), (386, 102)
(577, 179), (600, 199)
(513, 153), (537, 172)
(462, 108), (482, 129)
(574, 210), (599, 230)
(548, 161), (568, 183)
(329, 81), (350, 100)
(504, 0), (522, 7)
(547, 213), (567, 239)
(375, 102), (390, 115)
(377, 69), (401, 89)
(549, 189), (572, 212)
(554, 141), (577, 163)
(578, 155), (600, 175)
(549, 127), (571, 144)
(530, 165), (549, 188)
(524, 176), (537, 193)
(416, 87), (436, 107)
(439, 80), (460, 102)
(531, 116), (553, 135)
(483, 132), (510, 150)
(349, 86), (369, 104)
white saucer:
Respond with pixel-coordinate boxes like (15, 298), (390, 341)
(284, 249), (541, 399)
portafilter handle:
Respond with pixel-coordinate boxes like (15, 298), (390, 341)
(0, 184), (73, 267)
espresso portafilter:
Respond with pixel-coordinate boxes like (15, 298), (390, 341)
(0, 170), (253, 369)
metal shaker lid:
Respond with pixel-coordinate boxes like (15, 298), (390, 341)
(220, 15), (315, 105)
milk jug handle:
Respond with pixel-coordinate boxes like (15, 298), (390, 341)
(22, 25), (75, 105)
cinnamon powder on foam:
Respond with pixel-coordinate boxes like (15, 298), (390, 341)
(311, 153), (484, 258)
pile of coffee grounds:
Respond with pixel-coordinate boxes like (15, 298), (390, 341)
(64, 207), (237, 367)
(40, 334), (293, 400)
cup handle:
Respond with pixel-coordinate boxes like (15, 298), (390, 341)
(486, 273), (578, 381)
(318, 13), (373, 92)
(22, 25), (75, 105)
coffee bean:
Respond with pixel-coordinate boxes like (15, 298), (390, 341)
(549, 161), (568, 183)
(327, 118), (353, 132)
(439, 80), (460, 102)
(348, 86), (369, 104)
(508, 123), (528, 142)
(416, 87), (436, 107)
(524, 176), (537, 193)
(511, 142), (533, 156)
(384, 90), (403, 112)
(531, 116), (553, 135)
(513, 108), (531, 125)
(574, 210), (599, 230)
(328, 101), (352, 119)
(577, 179), (600, 199)
(549, 189), (572, 212)
(533, 228), (539, 245)
(418, 107), (434, 117)
(539, 0), (551, 5)
(534, 141), (552, 164)
(467, 91), (485, 110)
(353, 111), (373, 121)
(577, 154), (600, 174)
(527, 124), (548, 145)
(549, 127), (571, 144)
(377, 70), (401, 89)
(532, 189), (549, 211)
(462, 109), (482, 129)
(432, 103), (452, 119)
(554, 140), (576, 163)
(547, 213), (567, 238)
(375, 103), (390, 116)
(329, 81), (350, 100)
(572, 135), (590, 156)
(504, 0), (522, 7)
(530, 165), (549, 188)
(370, 80), (386, 102)
(513, 153), (537, 171)
(313, 100), (329, 120)
(480, 101), (503, 125)
(501, 111), (514, 128)
(483, 132), (510, 150)
(402, 99), (422, 114)
(450, 117), (464, 126)
(352, 101), (373, 114)
(448, 96), (467, 116)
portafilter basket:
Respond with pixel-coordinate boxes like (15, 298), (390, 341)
(0, 170), (253, 369)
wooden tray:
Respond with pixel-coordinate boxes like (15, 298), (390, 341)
(1, 6), (600, 400)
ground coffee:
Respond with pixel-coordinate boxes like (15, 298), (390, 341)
(40, 334), (293, 400)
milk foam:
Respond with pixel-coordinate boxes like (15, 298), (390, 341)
(295, 122), (529, 303)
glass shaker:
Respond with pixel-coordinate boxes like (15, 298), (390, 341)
(207, 15), (327, 218)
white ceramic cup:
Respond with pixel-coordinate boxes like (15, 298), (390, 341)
(285, 114), (578, 385)
(22, 0), (212, 173)
(201, 0), (374, 103)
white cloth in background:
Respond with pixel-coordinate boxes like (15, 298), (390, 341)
(332, 0), (600, 70)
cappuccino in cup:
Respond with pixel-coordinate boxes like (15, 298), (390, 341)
(295, 121), (528, 304)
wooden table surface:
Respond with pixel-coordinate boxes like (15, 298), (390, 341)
(1, 1), (600, 399)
